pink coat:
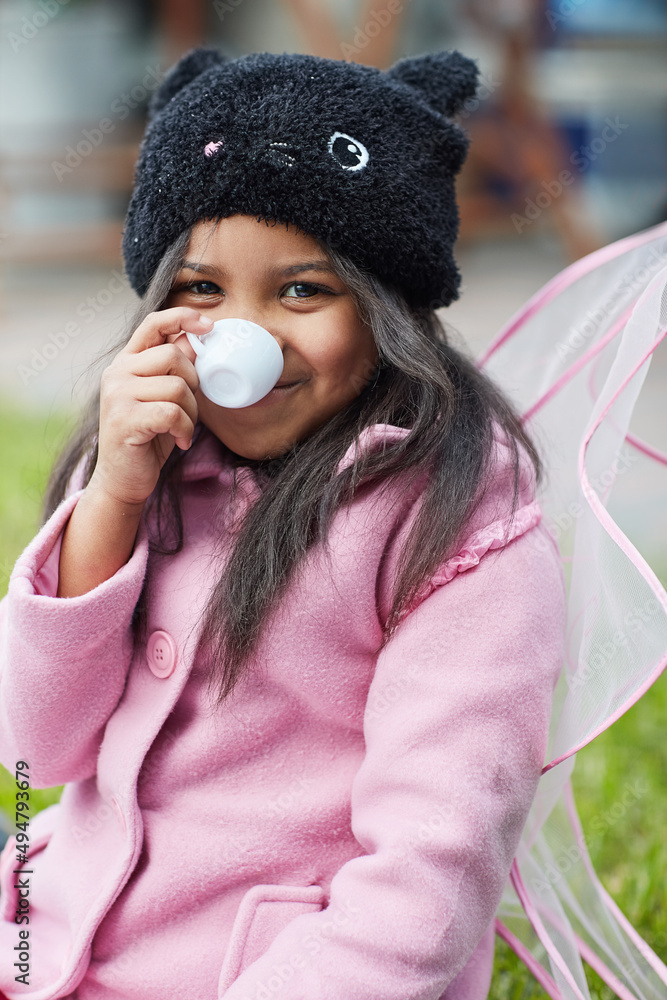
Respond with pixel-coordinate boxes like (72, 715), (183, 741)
(0, 422), (566, 1000)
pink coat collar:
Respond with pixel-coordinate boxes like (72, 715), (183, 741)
(180, 423), (413, 487)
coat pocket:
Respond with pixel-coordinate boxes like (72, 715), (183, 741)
(0, 802), (60, 923)
(218, 883), (326, 995)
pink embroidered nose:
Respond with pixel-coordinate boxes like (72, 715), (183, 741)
(204, 140), (224, 157)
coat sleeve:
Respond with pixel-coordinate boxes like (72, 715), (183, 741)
(0, 484), (149, 789)
(220, 513), (566, 1000)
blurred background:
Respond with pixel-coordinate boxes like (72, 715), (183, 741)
(0, 1), (666, 994)
(1, 0), (666, 410)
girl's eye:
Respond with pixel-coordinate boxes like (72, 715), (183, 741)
(282, 282), (325, 299)
(181, 281), (221, 296)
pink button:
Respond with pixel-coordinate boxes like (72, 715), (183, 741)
(146, 630), (177, 678)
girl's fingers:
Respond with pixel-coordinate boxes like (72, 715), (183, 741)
(125, 400), (196, 451)
(130, 374), (199, 428)
(169, 330), (199, 365)
(125, 342), (200, 394)
(124, 307), (213, 355)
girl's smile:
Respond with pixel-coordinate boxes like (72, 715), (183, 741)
(163, 214), (379, 460)
(242, 380), (307, 408)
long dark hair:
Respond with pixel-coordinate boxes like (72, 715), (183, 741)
(44, 219), (542, 708)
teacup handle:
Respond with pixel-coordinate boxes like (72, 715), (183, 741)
(185, 331), (206, 357)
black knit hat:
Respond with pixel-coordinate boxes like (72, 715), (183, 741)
(121, 47), (479, 308)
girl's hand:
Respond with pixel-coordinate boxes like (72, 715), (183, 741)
(90, 307), (213, 508)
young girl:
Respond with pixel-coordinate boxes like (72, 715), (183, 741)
(0, 48), (567, 999)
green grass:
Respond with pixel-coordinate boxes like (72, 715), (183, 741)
(0, 405), (75, 819)
(0, 404), (76, 597)
(488, 664), (667, 999)
(0, 404), (665, 998)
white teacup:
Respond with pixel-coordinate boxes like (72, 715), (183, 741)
(186, 318), (284, 408)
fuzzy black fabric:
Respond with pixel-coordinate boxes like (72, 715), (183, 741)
(121, 47), (479, 308)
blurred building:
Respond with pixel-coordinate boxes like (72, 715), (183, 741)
(1, 0), (665, 275)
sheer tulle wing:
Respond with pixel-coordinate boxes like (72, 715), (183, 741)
(477, 221), (667, 999)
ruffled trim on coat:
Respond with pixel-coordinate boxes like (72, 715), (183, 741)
(404, 499), (543, 616)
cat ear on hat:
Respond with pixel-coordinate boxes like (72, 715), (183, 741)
(148, 46), (228, 122)
(386, 50), (479, 119)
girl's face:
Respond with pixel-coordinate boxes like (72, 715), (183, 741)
(163, 215), (379, 460)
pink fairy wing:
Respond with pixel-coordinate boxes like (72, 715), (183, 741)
(480, 221), (667, 768)
(476, 221), (667, 999)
